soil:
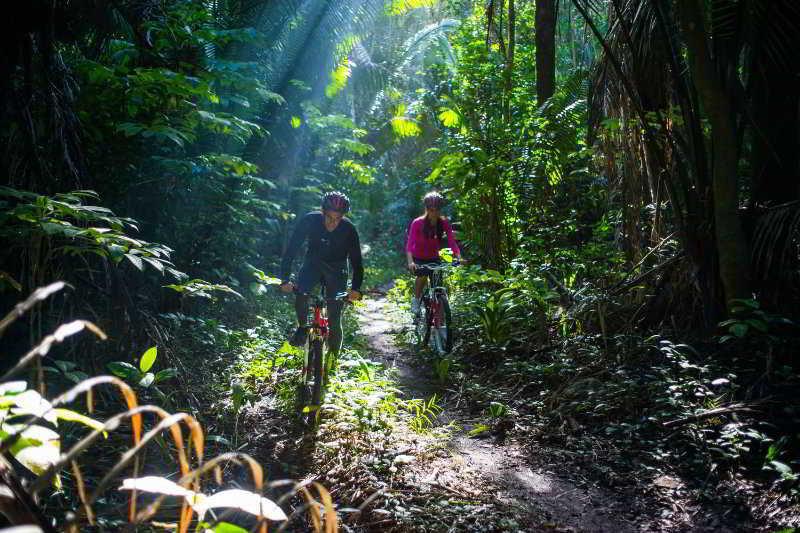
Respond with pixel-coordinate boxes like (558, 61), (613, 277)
(355, 295), (640, 532)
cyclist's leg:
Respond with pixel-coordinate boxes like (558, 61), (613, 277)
(412, 256), (432, 313)
(292, 262), (319, 345)
(327, 300), (344, 356)
(414, 275), (427, 299)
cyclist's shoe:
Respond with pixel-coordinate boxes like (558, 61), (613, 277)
(289, 326), (308, 347)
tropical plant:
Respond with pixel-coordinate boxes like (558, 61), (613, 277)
(0, 283), (337, 531)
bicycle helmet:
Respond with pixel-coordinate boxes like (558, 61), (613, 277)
(321, 191), (351, 213)
(423, 191), (445, 209)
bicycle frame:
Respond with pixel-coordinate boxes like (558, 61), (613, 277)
(294, 285), (348, 423)
(302, 296), (329, 376)
(415, 263), (455, 354)
(419, 264), (449, 313)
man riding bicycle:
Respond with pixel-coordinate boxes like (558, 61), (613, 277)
(279, 191), (363, 354)
(405, 191), (462, 315)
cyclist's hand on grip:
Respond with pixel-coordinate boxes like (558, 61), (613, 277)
(407, 262), (417, 273)
(347, 289), (362, 302)
(279, 281), (295, 293)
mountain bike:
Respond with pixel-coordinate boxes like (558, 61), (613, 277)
(413, 262), (457, 356)
(294, 284), (349, 425)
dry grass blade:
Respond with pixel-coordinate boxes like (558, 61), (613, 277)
(0, 281), (66, 336)
(29, 405), (166, 494)
(50, 375), (142, 441)
(71, 460), (94, 525)
(134, 452), (266, 524)
(0, 320), (107, 382)
(299, 484), (322, 531)
(313, 482), (338, 533)
(90, 410), (199, 504)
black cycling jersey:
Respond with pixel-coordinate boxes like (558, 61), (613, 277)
(279, 211), (364, 291)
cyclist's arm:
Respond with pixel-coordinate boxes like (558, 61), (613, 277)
(279, 214), (310, 283)
(442, 218), (461, 258)
(405, 219), (419, 268)
(348, 225), (364, 293)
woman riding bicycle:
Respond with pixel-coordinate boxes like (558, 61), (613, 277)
(405, 191), (461, 315)
(279, 191), (363, 355)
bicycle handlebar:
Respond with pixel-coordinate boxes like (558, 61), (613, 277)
(415, 261), (459, 271)
(289, 286), (352, 304)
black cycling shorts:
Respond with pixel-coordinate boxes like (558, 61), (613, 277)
(413, 257), (441, 277)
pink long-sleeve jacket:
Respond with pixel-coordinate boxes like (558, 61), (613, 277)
(405, 216), (461, 261)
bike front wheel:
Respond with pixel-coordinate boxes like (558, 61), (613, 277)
(430, 294), (452, 355)
(415, 301), (432, 353)
(309, 338), (325, 420)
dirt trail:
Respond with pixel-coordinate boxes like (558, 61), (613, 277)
(357, 295), (638, 532)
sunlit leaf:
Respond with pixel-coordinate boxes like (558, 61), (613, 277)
(207, 523), (249, 533)
(390, 117), (421, 138)
(290, 116), (302, 128)
(10, 390), (57, 424)
(119, 476), (195, 498)
(437, 108), (460, 128)
(325, 61), (352, 99)
(192, 489), (287, 521)
(0, 381), (28, 395)
(8, 424), (61, 482)
(139, 346), (158, 372)
(388, 0), (438, 15)
(54, 408), (106, 434)
(139, 372), (155, 388)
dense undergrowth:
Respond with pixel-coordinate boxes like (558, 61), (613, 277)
(384, 258), (800, 528)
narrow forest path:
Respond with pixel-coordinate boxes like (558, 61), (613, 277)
(337, 295), (640, 532)
(235, 292), (749, 532)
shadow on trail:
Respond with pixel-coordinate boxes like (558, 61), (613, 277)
(358, 295), (638, 532)
(232, 292), (743, 531)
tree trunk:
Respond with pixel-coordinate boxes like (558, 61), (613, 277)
(535, 0), (557, 104)
(503, 0), (515, 122)
(678, 0), (750, 309)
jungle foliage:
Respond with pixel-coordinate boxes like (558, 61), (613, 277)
(1, 0), (799, 530)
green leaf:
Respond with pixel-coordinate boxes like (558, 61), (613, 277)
(290, 116), (302, 128)
(0, 381), (28, 395)
(107, 361), (139, 380)
(126, 253), (144, 271)
(745, 319), (768, 333)
(325, 61), (352, 98)
(390, 117), (421, 138)
(139, 346), (157, 372)
(729, 323), (748, 337)
(467, 423), (490, 437)
(7, 424), (60, 481)
(154, 368), (178, 383)
(438, 108), (460, 128)
(141, 256), (165, 273)
(54, 408), (107, 436)
(769, 460), (792, 475)
(212, 523), (249, 533)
